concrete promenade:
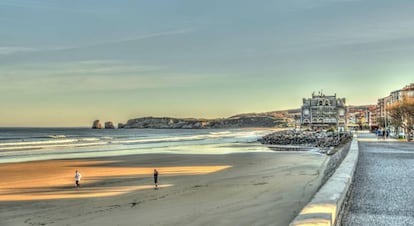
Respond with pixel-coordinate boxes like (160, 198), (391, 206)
(290, 136), (358, 226)
(342, 132), (414, 225)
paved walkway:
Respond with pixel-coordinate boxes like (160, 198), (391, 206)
(342, 132), (414, 226)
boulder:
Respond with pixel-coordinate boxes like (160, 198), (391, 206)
(259, 130), (351, 150)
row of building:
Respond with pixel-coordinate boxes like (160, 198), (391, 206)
(376, 83), (414, 129)
(299, 83), (414, 131)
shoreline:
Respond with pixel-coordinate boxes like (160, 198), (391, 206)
(0, 128), (281, 164)
(0, 151), (327, 226)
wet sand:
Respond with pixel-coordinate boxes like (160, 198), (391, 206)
(0, 152), (327, 226)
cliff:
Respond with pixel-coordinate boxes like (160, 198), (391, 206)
(119, 115), (286, 129)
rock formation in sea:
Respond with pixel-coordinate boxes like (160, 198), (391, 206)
(104, 121), (115, 129)
(92, 120), (102, 129)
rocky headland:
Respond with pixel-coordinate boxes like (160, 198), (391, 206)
(259, 130), (352, 153)
(118, 115), (287, 129)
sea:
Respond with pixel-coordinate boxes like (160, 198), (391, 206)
(0, 128), (277, 164)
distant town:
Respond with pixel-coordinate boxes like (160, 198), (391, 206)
(295, 82), (414, 139)
(92, 82), (414, 139)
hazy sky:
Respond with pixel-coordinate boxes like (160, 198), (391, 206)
(1, 0), (414, 126)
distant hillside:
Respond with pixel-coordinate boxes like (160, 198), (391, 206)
(231, 109), (300, 118)
(117, 105), (374, 129)
(119, 115), (288, 129)
(347, 105), (376, 112)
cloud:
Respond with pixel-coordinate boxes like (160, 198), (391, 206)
(0, 27), (195, 57)
(279, 0), (363, 12)
(64, 28), (197, 50)
(0, 0), (114, 14)
(0, 45), (78, 56)
(330, 0), (363, 2)
(0, 60), (213, 93)
(117, 28), (196, 43)
(0, 46), (37, 55)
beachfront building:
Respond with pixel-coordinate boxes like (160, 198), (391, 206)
(376, 82), (414, 136)
(377, 83), (414, 128)
(347, 105), (376, 130)
(377, 95), (392, 128)
(301, 91), (347, 131)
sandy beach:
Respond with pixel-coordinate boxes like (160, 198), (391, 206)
(0, 152), (327, 226)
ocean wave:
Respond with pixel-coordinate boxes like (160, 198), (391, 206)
(0, 129), (265, 156)
(112, 131), (250, 145)
(79, 138), (101, 142)
(209, 131), (231, 135)
(48, 135), (67, 139)
(0, 141), (108, 151)
(0, 136), (111, 151)
(0, 139), (79, 147)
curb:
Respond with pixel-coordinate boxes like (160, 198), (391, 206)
(289, 136), (359, 226)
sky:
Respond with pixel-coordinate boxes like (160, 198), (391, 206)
(1, 0), (414, 127)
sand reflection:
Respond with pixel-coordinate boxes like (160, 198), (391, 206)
(0, 160), (231, 201)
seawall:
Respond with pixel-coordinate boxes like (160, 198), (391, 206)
(290, 135), (359, 226)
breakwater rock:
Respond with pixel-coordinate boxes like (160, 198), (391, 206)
(259, 130), (351, 151)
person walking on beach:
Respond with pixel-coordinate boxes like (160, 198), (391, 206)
(153, 169), (159, 189)
(75, 170), (82, 188)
